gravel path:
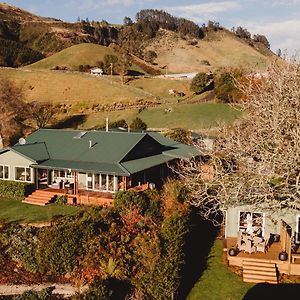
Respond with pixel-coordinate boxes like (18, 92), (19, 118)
(0, 283), (87, 297)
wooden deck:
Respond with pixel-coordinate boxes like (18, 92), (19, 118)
(225, 237), (300, 276)
(24, 184), (150, 207)
(44, 188), (114, 206)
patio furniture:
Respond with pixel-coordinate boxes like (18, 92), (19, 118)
(255, 238), (268, 253)
(237, 231), (256, 253)
(291, 253), (300, 263)
(244, 239), (256, 254)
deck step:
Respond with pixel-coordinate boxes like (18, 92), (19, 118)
(23, 190), (57, 206)
(243, 278), (278, 284)
(242, 260), (278, 284)
(22, 200), (48, 206)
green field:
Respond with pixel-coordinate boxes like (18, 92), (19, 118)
(187, 240), (253, 300)
(0, 197), (81, 223)
(26, 43), (116, 70)
(79, 102), (241, 131)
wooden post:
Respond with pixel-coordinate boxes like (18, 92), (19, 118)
(74, 171), (79, 195)
(122, 176), (127, 191)
(35, 168), (39, 189)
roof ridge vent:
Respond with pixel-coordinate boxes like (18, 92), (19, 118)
(73, 131), (87, 139)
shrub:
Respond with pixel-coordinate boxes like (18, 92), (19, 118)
(109, 119), (128, 129)
(0, 180), (35, 197)
(130, 117), (147, 130)
(190, 72), (212, 94)
(164, 128), (192, 144)
(36, 223), (85, 275)
(54, 195), (67, 205)
(214, 70), (243, 103)
(113, 190), (148, 213)
(2, 223), (39, 272)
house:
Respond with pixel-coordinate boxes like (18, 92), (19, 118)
(90, 67), (103, 76)
(224, 204), (300, 280)
(0, 129), (200, 206)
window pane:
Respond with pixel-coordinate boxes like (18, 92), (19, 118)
(26, 168), (31, 182)
(101, 174), (107, 190)
(87, 173), (93, 189)
(108, 175), (114, 191)
(94, 174), (100, 190)
(15, 167), (25, 181)
(0, 166), (3, 179)
(4, 166), (9, 179)
(59, 170), (65, 177)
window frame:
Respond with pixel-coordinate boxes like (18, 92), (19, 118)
(0, 165), (9, 180)
(14, 166), (32, 182)
(238, 210), (265, 237)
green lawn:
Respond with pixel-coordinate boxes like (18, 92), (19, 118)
(187, 240), (253, 300)
(80, 102), (241, 131)
(139, 102), (241, 130)
(0, 197), (81, 223)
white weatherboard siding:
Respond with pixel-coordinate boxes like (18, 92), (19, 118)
(226, 205), (299, 238)
(0, 150), (34, 183)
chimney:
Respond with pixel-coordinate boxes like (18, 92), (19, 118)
(106, 117), (109, 132)
(128, 125), (130, 132)
(89, 140), (92, 148)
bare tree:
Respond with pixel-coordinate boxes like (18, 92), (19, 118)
(179, 60), (300, 225)
(28, 101), (57, 129)
(0, 77), (26, 146)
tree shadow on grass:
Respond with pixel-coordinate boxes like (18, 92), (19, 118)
(243, 283), (300, 300)
(178, 208), (220, 300)
(51, 114), (87, 129)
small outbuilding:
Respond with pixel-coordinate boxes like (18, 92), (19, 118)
(90, 67), (103, 77)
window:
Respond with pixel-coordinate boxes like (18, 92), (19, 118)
(239, 211), (264, 237)
(0, 165), (9, 179)
(15, 167), (31, 182)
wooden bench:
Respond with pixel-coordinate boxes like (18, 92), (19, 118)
(291, 253), (300, 263)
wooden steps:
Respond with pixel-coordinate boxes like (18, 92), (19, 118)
(242, 259), (278, 284)
(23, 190), (56, 206)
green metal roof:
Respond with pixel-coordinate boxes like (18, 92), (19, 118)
(7, 129), (201, 175)
(121, 154), (174, 174)
(23, 129), (146, 163)
(11, 142), (49, 162)
(148, 132), (200, 159)
(32, 159), (129, 176)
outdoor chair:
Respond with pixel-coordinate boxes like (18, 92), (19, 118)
(256, 238), (268, 253)
(244, 239), (256, 254)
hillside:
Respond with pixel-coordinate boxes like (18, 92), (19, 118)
(27, 43), (116, 70)
(0, 2), (118, 66)
(0, 67), (194, 104)
(0, 3), (276, 71)
(146, 29), (273, 73)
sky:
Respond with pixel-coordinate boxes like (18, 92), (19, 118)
(5, 0), (300, 53)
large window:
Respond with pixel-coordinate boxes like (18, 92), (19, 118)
(0, 165), (9, 180)
(15, 167), (31, 182)
(239, 211), (264, 237)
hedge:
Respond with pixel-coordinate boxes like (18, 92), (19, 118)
(0, 180), (35, 198)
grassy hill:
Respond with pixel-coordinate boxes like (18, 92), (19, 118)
(80, 102), (241, 131)
(27, 43), (115, 70)
(1, 66), (196, 104)
(0, 68), (155, 103)
(147, 29), (274, 73)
